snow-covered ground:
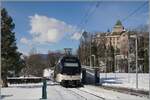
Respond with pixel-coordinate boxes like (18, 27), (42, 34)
(1, 83), (42, 99)
(99, 73), (149, 91)
(86, 71), (149, 91)
(1, 81), (149, 100)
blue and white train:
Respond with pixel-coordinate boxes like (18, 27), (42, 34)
(54, 55), (82, 87)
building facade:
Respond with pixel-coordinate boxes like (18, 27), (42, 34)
(93, 20), (129, 72)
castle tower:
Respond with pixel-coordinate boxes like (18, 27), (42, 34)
(112, 20), (124, 33)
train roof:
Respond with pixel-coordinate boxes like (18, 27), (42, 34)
(61, 55), (78, 59)
(58, 55), (79, 62)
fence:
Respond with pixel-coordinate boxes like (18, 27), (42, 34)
(99, 73), (149, 91)
(7, 77), (43, 84)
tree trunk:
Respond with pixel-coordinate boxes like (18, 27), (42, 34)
(2, 74), (8, 87)
(2, 79), (8, 87)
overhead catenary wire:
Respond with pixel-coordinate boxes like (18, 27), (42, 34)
(77, 3), (95, 30)
(79, 2), (101, 33)
(75, 1), (147, 38)
(71, 1), (101, 36)
(71, 1), (101, 44)
(122, 1), (148, 22)
(78, 2), (101, 67)
(71, 3), (95, 51)
(70, 2), (96, 39)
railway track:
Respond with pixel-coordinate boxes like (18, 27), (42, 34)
(74, 88), (105, 100)
(66, 89), (88, 100)
(60, 86), (105, 100)
(59, 86), (87, 100)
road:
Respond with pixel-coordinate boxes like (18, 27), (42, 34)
(1, 81), (149, 100)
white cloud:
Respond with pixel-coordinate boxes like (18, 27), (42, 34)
(29, 14), (77, 43)
(20, 37), (29, 44)
(71, 29), (84, 40)
(71, 32), (82, 40)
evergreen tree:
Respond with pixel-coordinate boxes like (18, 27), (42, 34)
(91, 40), (98, 67)
(106, 44), (115, 72)
(1, 8), (25, 87)
(144, 48), (149, 73)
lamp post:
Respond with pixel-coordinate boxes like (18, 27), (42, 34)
(130, 34), (138, 89)
(90, 34), (92, 68)
(135, 35), (138, 89)
(0, 38), (1, 99)
(148, 2), (150, 97)
(149, 30), (150, 99)
(149, 3), (150, 97)
(149, 34), (150, 99)
(149, 43), (150, 98)
(128, 34), (130, 83)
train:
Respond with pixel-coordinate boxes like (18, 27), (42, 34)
(54, 55), (82, 87)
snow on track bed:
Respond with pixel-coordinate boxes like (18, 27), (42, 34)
(75, 88), (105, 100)
(1, 81), (149, 100)
(82, 85), (149, 100)
(62, 87), (105, 100)
(47, 85), (85, 100)
(100, 85), (149, 97)
(61, 87), (87, 100)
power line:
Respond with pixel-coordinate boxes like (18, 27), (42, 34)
(70, 3), (96, 50)
(79, 2), (101, 33)
(71, 2), (101, 40)
(70, 3), (95, 37)
(71, 2), (101, 52)
(122, 2), (148, 22)
(78, 3), (95, 29)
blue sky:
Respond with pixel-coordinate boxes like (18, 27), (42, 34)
(2, 1), (149, 55)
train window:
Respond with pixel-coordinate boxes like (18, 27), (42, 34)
(64, 62), (79, 67)
(64, 59), (76, 62)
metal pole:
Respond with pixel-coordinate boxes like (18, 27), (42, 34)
(149, 1), (150, 97)
(90, 34), (92, 68)
(115, 55), (116, 79)
(42, 79), (47, 99)
(135, 36), (138, 89)
(148, 1), (150, 98)
(94, 55), (95, 68)
(149, 33), (150, 98)
(128, 34), (130, 83)
(0, 25), (1, 98)
(105, 53), (107, 79)
(149, 38), (150, 99)
(149, 28), (150, 98)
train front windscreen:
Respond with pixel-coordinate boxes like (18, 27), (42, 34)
(61, 57), (81, 75)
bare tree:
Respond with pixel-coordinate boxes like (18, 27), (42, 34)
(24, 54), (47, 77)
